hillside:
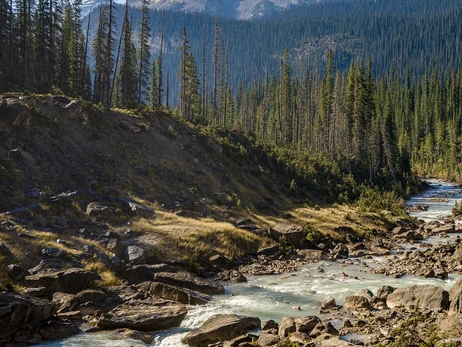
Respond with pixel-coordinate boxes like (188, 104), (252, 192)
(0, 93), (399, 272)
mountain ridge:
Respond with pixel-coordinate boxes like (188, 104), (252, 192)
(82, 0), (327, 19)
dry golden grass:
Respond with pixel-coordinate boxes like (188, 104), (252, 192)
(132, 211), (268, 264)
(85, 260), (122, 287)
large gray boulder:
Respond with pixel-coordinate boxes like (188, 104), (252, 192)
(153, 271), (225, 295)
(344, 295), (372, 312)
(449, 278), (462, 313)
(269, 223), (305, 246)
(123, 264), (176, 284)
(386, 284), (449, 311)
(26, 268), (101, 294)
(0, 293), (56, 344)
(181, 314), (260, 347)
(137, 281), (212, 305)
(97, 299), (187, 332)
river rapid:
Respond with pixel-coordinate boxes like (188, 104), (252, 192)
(36, 179), (462, 347)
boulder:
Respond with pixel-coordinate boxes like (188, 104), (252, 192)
(386, 284), (449, 311)
(119, 198), (154, 218)
(86, 202), (113, 220)
(269, 223), (305, 246)
(315, 333), (356, 346)
(222, 334), (256, 347)
(344, 295), (372, 312)
(320, 296), (339, 312)
(39, 320), (80, 341)
(153, 271), (225, 295)
(97, 299), (187, 332)
(433, 223), (455, 234)
(261, 319), (279, 331)
(137, 281), (212, 305)
(125, 245), (145, 264)
(278, 316), (296, 337)
(41, 247), (67, 259)
(287, 332), (312, 345)
(114, 328), (154, 344)
(28, 259), (83, 275)
(75, 289), (107, 305)
(294, 316), (321, 334)
(26, 268), (101, 294)
(449, 278), (462, 313)
(257, 245), (280, 257)
(331, 243), (349, 259)
(181, 314), (260, 347)
(257, 331), (280, 346)
(123, 264), (176, 284)
(209, 255), (230, 269)
(377, 285), (395, 300)
(6, 264), (27, 281)
(106, 238), (126, 258)
(297, 249), (328, 261)
(0, 293), (56, 344)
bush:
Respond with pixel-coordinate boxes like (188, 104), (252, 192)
(356, 185), (405, 216)
(452, 200), (462, 216)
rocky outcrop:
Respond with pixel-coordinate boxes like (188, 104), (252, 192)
(181, 314), (260, 347)
(386, 284), (449, 311)
(449, 278), (462, 313)
(97, 299), (187, 332)
(153, 271), (225, 295)
(137, 281), (212, 305)
(344, 295), (372, 312)
(123, 263), (176, 284)
(0, 293), (56, 344)
(269, 223), (305, 246)
(25, 268), (101, 294)
(38, 320), (80, 341)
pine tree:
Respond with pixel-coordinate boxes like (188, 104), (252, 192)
(149, 59), (159, 109)
(137, 0), (150, 104)
(114, 4), (137, 109)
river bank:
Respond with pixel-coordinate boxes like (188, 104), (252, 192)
(21, 180), (461, 346)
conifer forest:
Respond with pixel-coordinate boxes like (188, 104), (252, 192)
(1, 0), (462, 197)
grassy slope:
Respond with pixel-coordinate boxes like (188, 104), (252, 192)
(0, 94), (399, 274)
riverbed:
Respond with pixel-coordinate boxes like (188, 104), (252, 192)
(37, 179), (462, 347)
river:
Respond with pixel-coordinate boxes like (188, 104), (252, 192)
(36, 179), (462, 347)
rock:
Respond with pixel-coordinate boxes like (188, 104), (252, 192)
(123, 264), (176, 284)
(23, 287), (48, 297)
(62, 100), (89, 125)
(106, 238), (126, 258)
(294, 316), (321, 334)
(153, 271), (225, 295)
(220, 269), (247, 283)
(392, 226), (406, 235)
(26, 268), (101, 294)
(41, 247), (67, 259)
(125, 245), (145, 264)
(278, 316), (296, 337)
(97, 299), (187, 332)
(75, 289), (107, 305)
(449, 278), (462, 313)
(297, 249), (328, 261)
(344, 295), (372, 312)
(288, 332), (312, 345)
(261, 319), (279, 331)
(257, 245), (280, 257)
(137, 281), (212, 305)
(222, 334), (256, 347)
(269, 223), (305, 247)
(0, 293), (56, 345)
(209, 255), (230, 269)
(86, 202), (113, 220)
(433, 223), (455, 234)
(315, 333), (356, 346)
(6, 264), (27, 281)
(257, 331), (280, 346)
(39, 320), (80, 341)
(53, 292), (79, 313)
(331, 243), (349, 259)
(115, 328), (154, 344)
(4, 207), (33, 219)
(181, 314), (260, 347)
(377, 285), (395, 300)
(235, 218), (252, 227)
(320, 296), (339, 312)
(119, 198), (154, 218)
(386, 284), (449, 311)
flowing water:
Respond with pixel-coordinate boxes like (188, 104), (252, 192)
(37, 179), (462, 347)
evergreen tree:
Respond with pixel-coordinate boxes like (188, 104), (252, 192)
(137, 0), (150, 104)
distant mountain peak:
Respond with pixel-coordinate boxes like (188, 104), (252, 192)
(82, 0), (325, 19)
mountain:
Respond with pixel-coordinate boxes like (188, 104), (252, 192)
(82, 0), (327, 19)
